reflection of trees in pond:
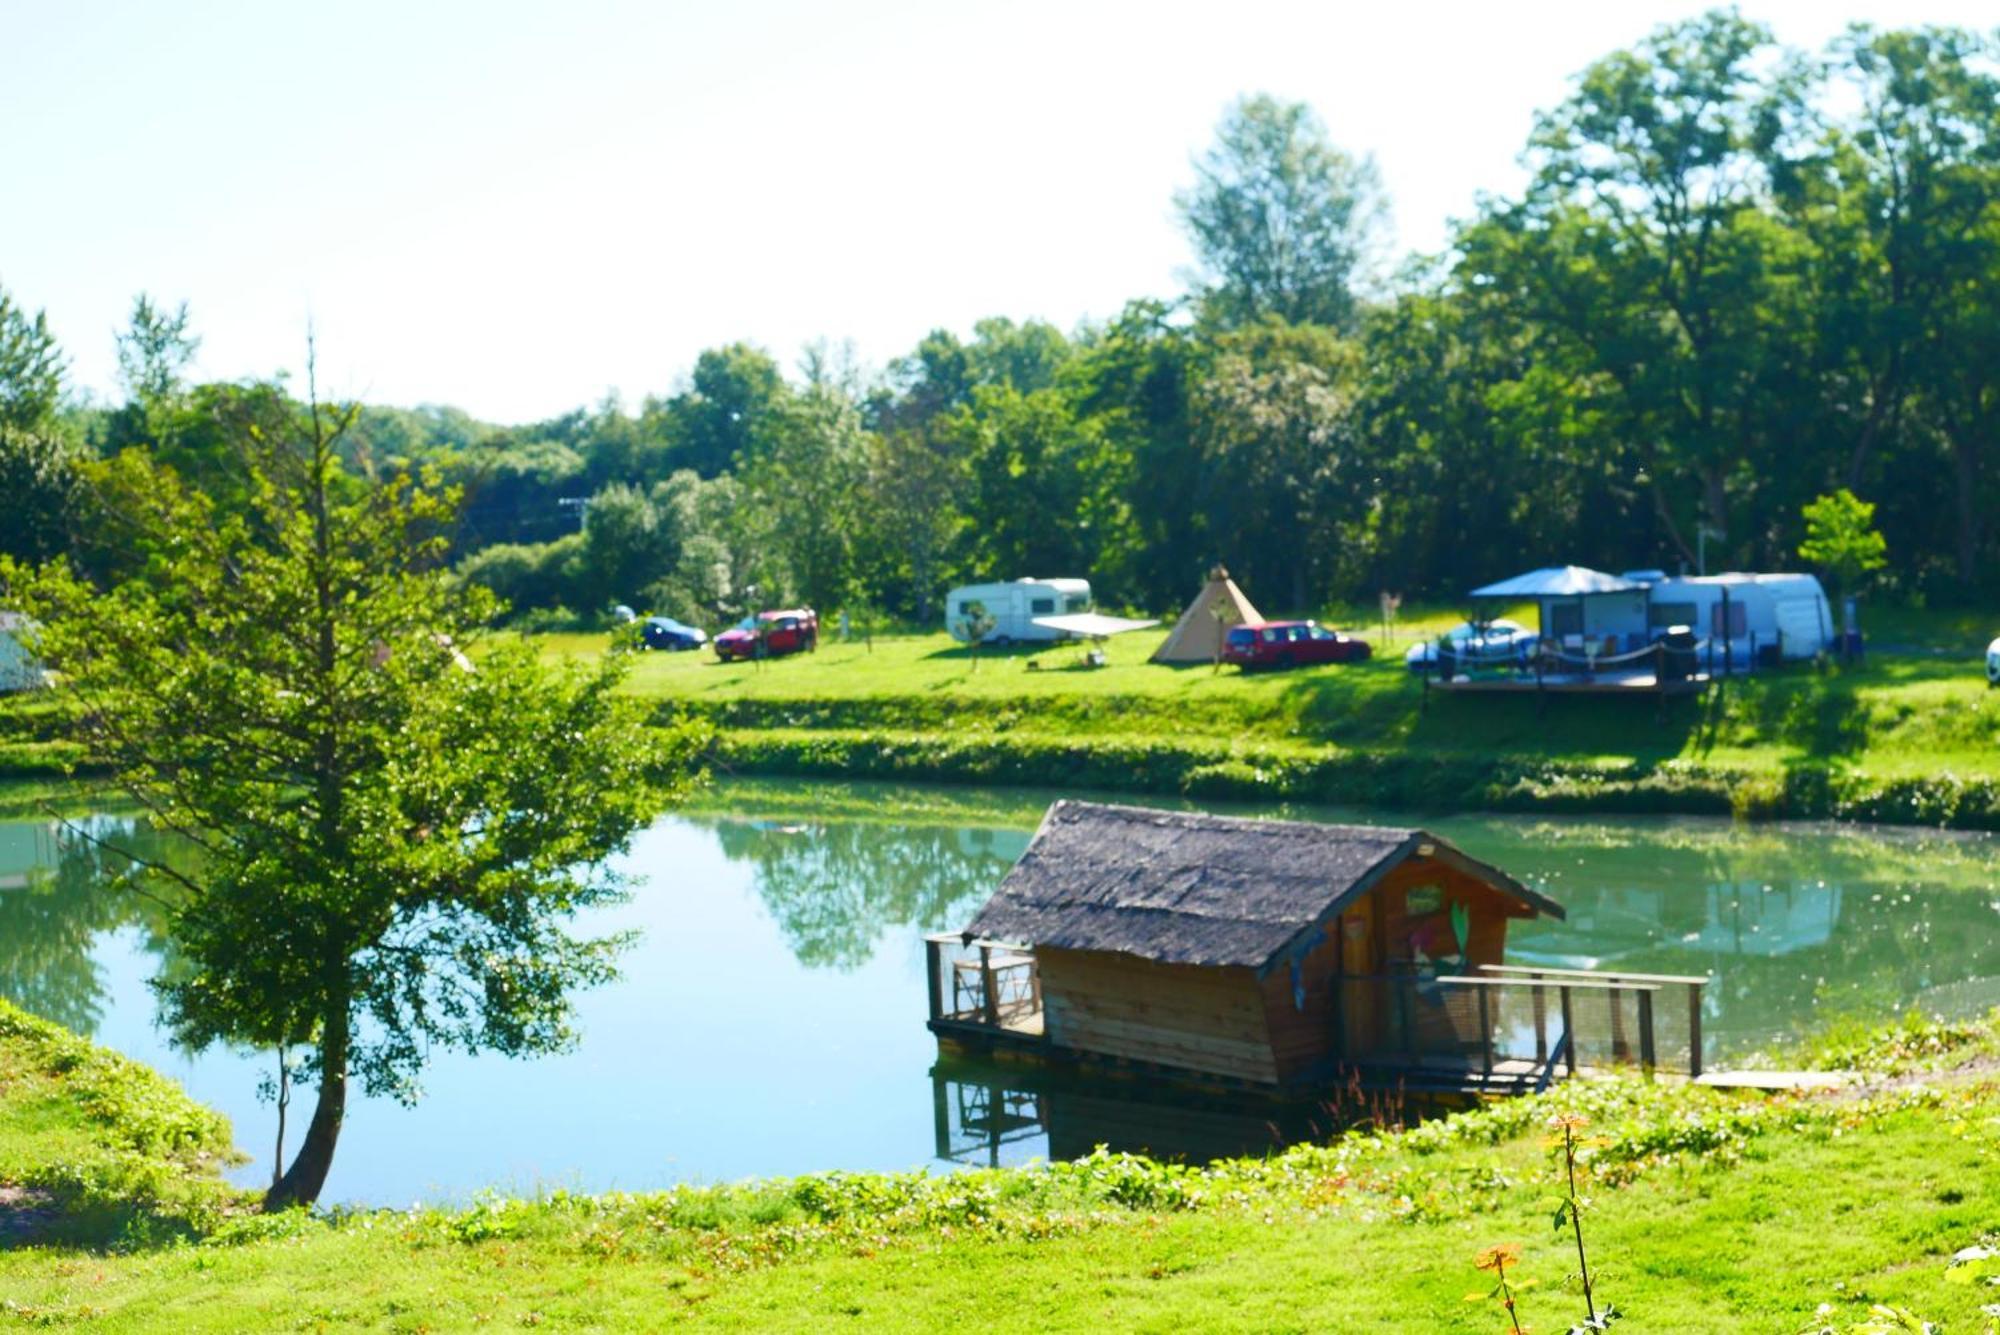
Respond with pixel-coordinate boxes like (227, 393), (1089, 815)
(0, 816), (172, 1035)
(707, 819), (1024, 969)
(1499, 824), (2000, 1052)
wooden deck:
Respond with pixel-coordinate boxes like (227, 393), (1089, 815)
(926, 936), (1713, 1099)
(1429, 669), (1711, 696)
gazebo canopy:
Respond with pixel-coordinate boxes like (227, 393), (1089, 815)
(1469, 566), (1638, 599)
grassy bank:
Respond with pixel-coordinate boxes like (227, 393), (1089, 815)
(4, 998), (2000, 1331)
(534, 611), (2000, 827)
(12, 609), (1999, 827)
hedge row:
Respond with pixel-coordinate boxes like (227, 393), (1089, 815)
(708, 727), (2000, 830)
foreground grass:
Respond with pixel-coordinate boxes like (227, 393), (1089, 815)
(5, 1001), (2000, 1331)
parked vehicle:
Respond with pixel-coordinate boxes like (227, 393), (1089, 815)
(640, 616), (707, 651)
(944, 578), (1092, 644)
(1403, 618), (1536, 674)
(1987, 636), (2000, 687)
(1222, 621), (1372, 671)
(713, 608), (817, 661)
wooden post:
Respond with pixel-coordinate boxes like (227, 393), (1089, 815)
(1608, 985), (1629, 1063)
(1560, 985), (1576, 1076)
(931, 1073), (951, 1159)
(926, 937), (945, 1021)
(1637, 989), (1657, 1073)
(1532, 980), (1547, 1063)
(979, 945), (999, 1028)
(1477, 986), (1493, 1076)
(1687, 983), (1704, 1079)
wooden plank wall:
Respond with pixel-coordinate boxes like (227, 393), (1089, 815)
(1038, 948), (1278, 1084)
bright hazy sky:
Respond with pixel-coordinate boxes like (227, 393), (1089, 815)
(6, 1), (1994, 424)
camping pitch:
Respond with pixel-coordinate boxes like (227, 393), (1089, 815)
(1152, 567), (1263, 664)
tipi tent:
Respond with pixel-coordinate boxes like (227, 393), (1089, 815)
(1151, 567), (1263, 664)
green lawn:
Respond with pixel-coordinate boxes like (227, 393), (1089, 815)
(4, 998), (1999, 1332)
(538, 611), (2000, 769)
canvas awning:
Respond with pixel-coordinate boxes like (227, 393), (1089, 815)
(1031, 613), (1160, 639)
(1468, 566), (1638, 599)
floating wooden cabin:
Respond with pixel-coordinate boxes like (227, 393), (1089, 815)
(928, 802), (1708, 1095)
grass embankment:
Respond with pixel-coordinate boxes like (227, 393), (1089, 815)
(5, 999), (2000, 1331)
(535, 605), (2000, 828)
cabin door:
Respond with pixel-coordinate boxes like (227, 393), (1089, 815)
(1336, 905), (1385, 1059)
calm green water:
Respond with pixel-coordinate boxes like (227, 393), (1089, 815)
(1, 781), (1996, 1203)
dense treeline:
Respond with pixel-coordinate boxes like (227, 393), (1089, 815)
(4, 12), (1994, 626)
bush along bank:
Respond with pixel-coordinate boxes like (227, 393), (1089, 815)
(705, 725), (2000, 830)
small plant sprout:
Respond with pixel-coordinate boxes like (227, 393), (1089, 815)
(1470, 1243), (1534, 1334)
(1546, 1111), (1620, 1332)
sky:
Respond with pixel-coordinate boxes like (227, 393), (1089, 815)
(5, 0), (1995, 425)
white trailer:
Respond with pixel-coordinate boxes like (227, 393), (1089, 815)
(1643, 574), (1833, 663)
(944, 578), (1093, 644)
(0, 613), (46, 693)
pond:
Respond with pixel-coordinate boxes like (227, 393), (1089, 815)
(2, 780), (1997, 1204)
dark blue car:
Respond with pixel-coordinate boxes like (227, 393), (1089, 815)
(641, 616), (707, 651)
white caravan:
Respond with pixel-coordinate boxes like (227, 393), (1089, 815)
(945, 578), (1093, 644)
(0, 613), (46, 693)
(1640, 573), (1834, 663)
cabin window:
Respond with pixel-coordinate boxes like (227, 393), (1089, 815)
(1261, 627), (1282, 643)
(1064, 594), (1089, 613)
(957, 601), (972, 616)
(1405, 884), (1443, 915)
(1650, 601), (1695, 629)
(1309, 625), (1335, 641)
(1710, 601), (1747, 637)
(1030, 597), (1055, 615)
(1546, 600), (1583, 639)
(1226, 628), (1254, 647)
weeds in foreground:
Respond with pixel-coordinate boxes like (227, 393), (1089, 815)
(1547, 1111), (1617, 1331)
(1469, 1243), (1533, 1333)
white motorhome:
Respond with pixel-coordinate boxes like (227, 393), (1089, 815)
(0, 613), (46, 693)
(944, 578), (1093, 644)
(1639, 573), (1834, 664)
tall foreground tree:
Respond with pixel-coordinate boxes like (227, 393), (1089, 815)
(1176, 94), (1384, 331)
(6, 379), (706, 1208)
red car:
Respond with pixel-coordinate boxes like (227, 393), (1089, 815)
(713, 608), (818, 662)
(1222, 621), (1372, 671)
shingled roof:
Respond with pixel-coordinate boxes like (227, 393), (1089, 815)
(963, 801), (1562, 974)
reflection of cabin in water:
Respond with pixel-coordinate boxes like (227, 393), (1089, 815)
(928, 802), (1710, 1093)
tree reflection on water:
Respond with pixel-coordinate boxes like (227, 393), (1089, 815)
(0, 815), (169, 1035)
(705, 817), (1026, 969)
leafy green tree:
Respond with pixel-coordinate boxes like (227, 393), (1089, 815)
(951, 384), (1129, 585)
(744, 385), (869, 611)
(859, 425), (965, 623)
(649, 343), (785, 477)
(578, 481), (671, 609)
(1799, 489), (1888, 639)
(115, 295), (200, 408)
(1189, 320), (1360, 610)
(7, 382), (706, 1209)
(1464, 10), (1801, 570)
(1176, 94), (1385, 331)
(0, 284), (65, 432)
(0, 426), (89, 564)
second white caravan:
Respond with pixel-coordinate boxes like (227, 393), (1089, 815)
(945, 578), (1093, 643)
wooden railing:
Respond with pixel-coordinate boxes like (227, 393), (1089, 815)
(1336, 965), (1711, 1084)
(925, 933), (1041, 1029)
(1475, 964), (1711, 1077)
